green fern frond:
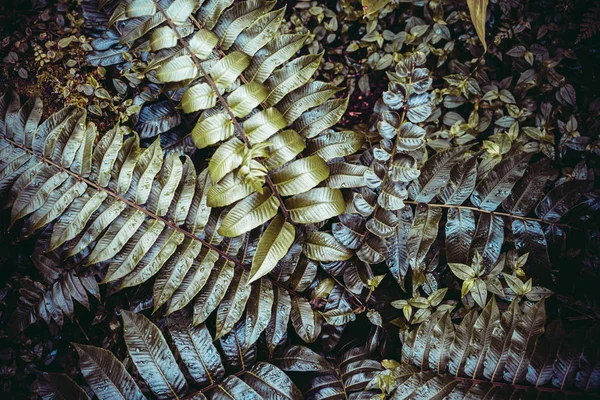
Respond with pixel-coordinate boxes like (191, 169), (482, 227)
(0, 90), (358, 345)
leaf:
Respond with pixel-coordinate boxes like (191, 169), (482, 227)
(526, 320), (564, 387)
(285, 187), (345, 224)
(167, 309), (225, 386)
(272, 155), (330, 196)
(250, 215), (294, 283)
(244, 34), (308, 83)
(192, 112), (234, 149)
(445, 208), (476, 264)
(156, 55), (198, 83)
(386, 206), (413, 290)
(218, 190), (279, 237)
(278, 81), (342, 125)
(134, 101), (182, 141)
(411, 146), (468, 203)
(244, 278), (274, 348)
(293, 97), (349, 139)
(333, 214), (366, 250)
(227, 81), (268, 118)
(502, 158), (553, 216)
(211, 375), (262, 399)
(483, 300), (522, 382)
(121, 310), (187, 399)
(215, 269), (252, 339)
(535, 180), (591, 222)
(307, 131), (364, 162)
(438, 157), (478, 205)
(407, 204), (442, 271)
(469, 213), (504, 273)
(501, 299), (546, 384)
(193, 260), (235, 325)
(153, 238), (203, 312)
(74, 343), (145, 400)
(265, 287), (292, 354)
(466, 0), (489, 51)
(181, 83), (217, 114)
(264, 53), (323, 107)
(291, 296), (322, 343)
(210, 51), (251, 89)
(276, 345), (332, 371)
(511, 219), (550, 278)
(470, 151), (532, 212)
(37, 372), (90, 400)
(263, 130), (306, 171)
(303, 231), (353, 262)
(167, 248), (219, 315)
(361, 0), (392, 17)
(463, 296), (500, 379)
(427, 312), (455, 374)
(244, 362), (303, 400)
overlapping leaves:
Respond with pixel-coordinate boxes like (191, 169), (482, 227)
(40, 310), (305, 399)
(0, 91), (333, 348)
(100, 0), (361, 283)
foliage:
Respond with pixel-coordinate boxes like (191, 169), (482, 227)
(0, 0), (599, 398)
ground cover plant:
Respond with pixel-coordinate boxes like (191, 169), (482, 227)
(0, 0), (599, 398)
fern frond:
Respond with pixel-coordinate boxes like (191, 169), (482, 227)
(577, 3), (600, 43)
(387, 298), (600, 395)
(38, 310), (307, 399)
(0, 90), (350, 345)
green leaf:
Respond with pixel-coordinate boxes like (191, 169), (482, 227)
(263, 129), (306, 171)
(361, 0), (392, 17)
(192, 112), (234, 149)
(303, 231), (353, 262)
(218, 190), (279, 237)
(227, 81), (268, 118)
(272, 155), (330, 196)
(250, 215), (294, 283)
(209, 51), (251, 89)
(466, 0), (489, 51)
(156, 55), (198, 83)
(285, 187), (345, 224)
(307, 130), (363, 162)
(181, 83), (217, 114)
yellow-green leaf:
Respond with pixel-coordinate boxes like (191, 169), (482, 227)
(250, 215), (294, 283)
(285, 187), (345, 224)
(181, 83), (217, 114)
(191, 112), (233, 149)
(272, 156), (330, 196)
(467, 0), (489, 51)
(218, 190), (279, 237)
(156, 55), (198, 83)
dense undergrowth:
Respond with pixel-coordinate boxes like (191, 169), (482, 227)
(0, 0), (599, 398)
